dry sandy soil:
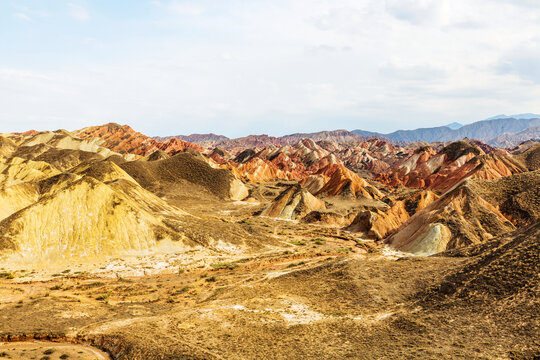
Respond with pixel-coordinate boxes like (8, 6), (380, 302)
(0, 178), (537, 360)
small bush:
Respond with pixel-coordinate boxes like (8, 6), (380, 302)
(288, 241), (305, 246)
(287, 261), (305, 268)
(171, 286), (190, 295)
(0, 272), (14, 279)
(210, 263), (239, 270)
(205, 276), (217, 282)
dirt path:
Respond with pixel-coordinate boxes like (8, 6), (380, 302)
(0, 341), (110, 359)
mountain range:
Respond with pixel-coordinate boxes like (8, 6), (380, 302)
(151, 114), (540, 148)
(0, 120), (538, 359)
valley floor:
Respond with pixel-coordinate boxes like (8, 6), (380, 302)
(0, 231), (537, 359)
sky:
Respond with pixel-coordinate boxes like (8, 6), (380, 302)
(1, 0), (540, 137)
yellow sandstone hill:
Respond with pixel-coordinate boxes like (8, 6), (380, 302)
(0, 173), (193, 263)
(0, 130), (261, 265)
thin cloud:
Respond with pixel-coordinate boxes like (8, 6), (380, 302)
(152, 1), (205, 16)
(384, 0), (445, 25)
(68, 3), (90, 21)
(13, 13), (31, 21)
(1, 0), (540, 135)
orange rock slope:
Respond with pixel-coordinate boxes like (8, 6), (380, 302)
(377, 140), (527, 192)
(74, 123), (203, 157)
(347, 190), (439, 240)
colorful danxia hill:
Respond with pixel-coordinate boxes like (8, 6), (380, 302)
(0, 121), (538, 360)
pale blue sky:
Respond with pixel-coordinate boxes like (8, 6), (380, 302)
(1, 0), (540, 137)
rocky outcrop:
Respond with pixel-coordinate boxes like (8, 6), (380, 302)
(384, 174), (539, 255)
(347, 190), (439, 239)
(315, 165), (382, 199)
(377, 141), (527, 192)
(260, 184), (325, 220)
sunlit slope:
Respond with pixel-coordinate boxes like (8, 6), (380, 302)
(386, 171), (540, 255)
(0, 174), (192, 261)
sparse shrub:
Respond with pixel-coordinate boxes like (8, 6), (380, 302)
(171, 286), (190, 295)
(205, 276), (217, 282)
(287, 261), (305, 268)
(96, 294), (109, 301)
(43, 349), (55, 355)
(337, 248), (349, 253)
(0, 272), (14, 279)
(50, 285), (62, 290)
(288, 241), (305, 246)
(210, 263), (239, 270)
(60, 355), (69, 359)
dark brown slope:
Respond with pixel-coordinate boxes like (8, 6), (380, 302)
(14, 146), (104, 172)
(514, 143), (540, 171)
(425, 222), (539, 304)
(120, 152), (244, 200)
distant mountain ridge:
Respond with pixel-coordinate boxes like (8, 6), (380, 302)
(445, 122), (463, 130)
(156, 130), (383, 150)
(352, 117), (540, 146)
(154, 133), (230, 147)
(486, 113), (540, 120)
(146, 115), (540, 148)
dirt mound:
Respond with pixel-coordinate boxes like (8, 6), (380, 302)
(260, 184), (325, 220)
(146, 150), (170, 161)
(472, 170), (540, 225)
(121, 152), (248, 200)
(514, 143), (540, 170)
(424, 223), (539, 309)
